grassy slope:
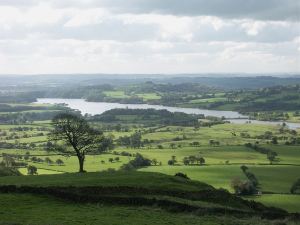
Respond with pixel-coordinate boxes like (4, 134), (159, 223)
(0, 193), (275, 225)
(140, 165), (300, 194)
(0, 171), (213, 191)
(0, 120), (299, 214)
(246, 194), (300, 213)
(0, 171), (295, 225)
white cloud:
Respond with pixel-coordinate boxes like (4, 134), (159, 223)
(64, 8), (110, 27)
(0, 1), (299, 74)
(241, 21), (266, 36)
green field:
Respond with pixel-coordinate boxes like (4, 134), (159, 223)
(0, 171), (298, 224)
(140, 165), (300, 193)
(136, 93), (161, 100)
(246, 194), (300, 213)
(103, 91), (131, 99)
(103, 90), (161, 101)
(189, 97), (227, 103)
(0, 105), (299, 215)
(0, 193), (232, 225)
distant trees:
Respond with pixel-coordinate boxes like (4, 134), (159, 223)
(198, 157), (205, 165)
(231, 166), (259, 195)
(49, 113), (112, 173)
(166, 155), (178, 166)
(130, 132), (142, 148)
(182, 155), (205, 166)
(120, 153), (152, 171)
(117, 132), (143, 148)
(24, 152), (30, 161)
(189, 141), (200, 147)
(94, 108), (202, 126)
(209, 140), (220, 146)
(27, 165), (38, 175)
(271, 136), (278, 145)
(152, 158), (158, 166)
(114, 157), (120, 162)
(183, 157), (190, 165)
(245, 143), (279, 165)
(2, 154), (15, 167)
(157, 145), (164, 149)
(174, 172), (190, 180)
(45, 157), (53, 165)
(169, 143), (176, 149)
(290, 178), (300, 194)
(1, 154), (27, 168)
(108, 158), (114, 163)
(56, 159), (64, 166)
(267, 151), (278, 164)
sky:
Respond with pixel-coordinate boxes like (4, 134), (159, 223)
(0, 0), (299, 75)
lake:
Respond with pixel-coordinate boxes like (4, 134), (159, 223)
(36, 98), (245, 118)
(35, 98), (300, 129)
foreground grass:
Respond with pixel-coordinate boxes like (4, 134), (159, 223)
(140, 165), (300, 193)
(246, 194), (300, 213)
(0, 193), (283, 225)
(0, 171), (213, 191)
(0, 171), (298, 225)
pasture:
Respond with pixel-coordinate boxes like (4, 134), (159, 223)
(0, 112), (299, 213)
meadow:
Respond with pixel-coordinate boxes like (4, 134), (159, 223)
(0, 104), (299, 214)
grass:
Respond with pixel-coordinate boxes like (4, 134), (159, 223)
(0, 193), (279, 225)
(268, 145), (300, 165)
(19, 168), (63, 175)
(140, 165), (243, 191)
(140, 165), (300, 194)
(0, 115), (299, 213)
(103, 91), (161, 101)
(0, 171), (213, 191)
(245, 194), (300, 213)
(120, 145), (268, 165)
(103, 91), (131, 99)
(136, 93), (161, 100)
(19, 154), (132, 174)
(0, 171), (297, 224)
(189, 97), (227, 103)
(5, 135), (48, 144)
(142, 123), (279, 146)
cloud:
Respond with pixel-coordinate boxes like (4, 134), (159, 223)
(2, 0), (299, 21)
(49, 0), (300, 21)
(0, 0), (299, 74)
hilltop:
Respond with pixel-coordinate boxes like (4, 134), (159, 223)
(0, 171), (298, 225)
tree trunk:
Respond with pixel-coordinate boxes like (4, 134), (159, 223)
(78, 156), (85, 173)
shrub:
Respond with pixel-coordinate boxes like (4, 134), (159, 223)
(231, 178), (257, 195)
(290, 178), (300, 194)
(56, 159), (64, 165)
(174, 172), (190, 180)
(27, 165), (38, 175)
(168, 160), (175, 166)
(120, 153), (151, 171)
(0, 166), (21, 176)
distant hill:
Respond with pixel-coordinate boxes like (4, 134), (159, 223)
(1, 74), (300, 90)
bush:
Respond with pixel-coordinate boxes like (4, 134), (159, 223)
(105, 168), (116, 173)
(120, 163), (135, 171)
(231, 178), (257, 195)
(0, 166), (21, 176)
(174, 172), (190, 180)
(120, 153), (151, 171)
(168, 160), (175, 166)
(56, 159), (64, 165)
(290, 178), (300, 194)
(27, 165), (38, 175)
